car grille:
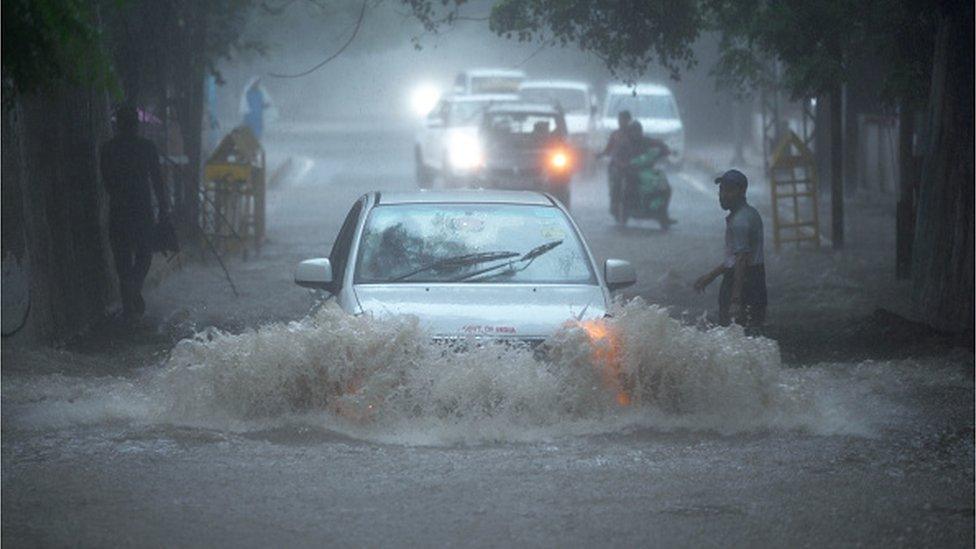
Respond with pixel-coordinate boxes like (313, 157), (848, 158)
(432, 336), (547, 352)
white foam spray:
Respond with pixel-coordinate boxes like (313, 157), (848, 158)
(7, 299), (959, 445)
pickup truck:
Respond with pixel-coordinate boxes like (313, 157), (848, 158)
(415, 94), (517, 188)
(476, 103), (576, 208)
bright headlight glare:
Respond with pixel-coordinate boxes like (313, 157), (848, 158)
(448, 134), (483, 169)
(410, 84), (440, 117)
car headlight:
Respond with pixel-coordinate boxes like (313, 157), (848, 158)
(448, 134), (483, 170)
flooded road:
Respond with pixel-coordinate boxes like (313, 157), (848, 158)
(3, 121), (973, 547)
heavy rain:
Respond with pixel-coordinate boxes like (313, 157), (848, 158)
(2, 0), (973, 546)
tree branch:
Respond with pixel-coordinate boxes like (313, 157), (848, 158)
(267, 0), (367, 78)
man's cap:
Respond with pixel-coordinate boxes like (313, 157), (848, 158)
(714, 169), (748, 189)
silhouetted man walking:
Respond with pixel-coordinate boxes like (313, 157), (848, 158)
(694, 169), (767, 334)
(100, 104), (168, 318)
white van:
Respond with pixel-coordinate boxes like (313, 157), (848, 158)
(601, 83), (684, 167)
(518, 80), (598, 154)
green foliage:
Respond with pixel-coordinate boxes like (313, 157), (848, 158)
(707, 0), (867, 98)
(861, 0), (936, 107)
(488, 0), (701, 80)
(400, 0), (937, 106)
(1, 0), (120, 105)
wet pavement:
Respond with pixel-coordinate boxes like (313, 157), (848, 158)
(2, 120), (973, 547)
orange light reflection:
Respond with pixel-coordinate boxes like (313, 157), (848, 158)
(580, 320), (632, 407)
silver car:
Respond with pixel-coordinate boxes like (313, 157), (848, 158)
(294, 190), (636, 344)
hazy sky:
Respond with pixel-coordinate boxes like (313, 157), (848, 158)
(216, 1), (738, 143)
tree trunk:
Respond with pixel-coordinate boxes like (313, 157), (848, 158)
(814, 94), (830, 197)
(842, 84), (859, 197)
(829, 84), (844, 249)
(895, 100), (916, 279)
(911, 5), (974, 333)
(731, 99), (746, 165)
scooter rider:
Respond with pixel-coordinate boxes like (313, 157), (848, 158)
(597, 110), (634, 214)
(625, 121), (675, 229)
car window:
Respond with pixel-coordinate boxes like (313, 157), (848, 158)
(449, 101), (491, 126)
(483, 113), (563, 136)
(519, 88), (588, 112)
(354, 204), (595, 284)
(605, 93), (678, 119)
(330, 199), (364, 289)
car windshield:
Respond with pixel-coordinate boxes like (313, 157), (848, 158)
(450, 101), (495, 125)
(483, 112), (562, 137)
(519, 88), (588, 112)
(355, 204), (595, 284)
(606, 93), (678, 119)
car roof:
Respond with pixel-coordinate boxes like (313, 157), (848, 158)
(445, 93), (519, 103)
(485, 102), (561, 115)
(376, 189), (554, 206)
(605, 83), (673, 96)
(520, 80), (590, 92)
(463, 68), (526, 78)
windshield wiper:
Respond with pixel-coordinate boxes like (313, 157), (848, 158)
(391, 250), (519, 281)
(451, 240), (564, 282)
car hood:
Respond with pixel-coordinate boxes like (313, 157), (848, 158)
(353, 284), (607, 339)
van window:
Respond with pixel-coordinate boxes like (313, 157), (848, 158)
(605, 94), (678, 119)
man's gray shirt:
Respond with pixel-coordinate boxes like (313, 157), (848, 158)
(724, 203), (764, 268)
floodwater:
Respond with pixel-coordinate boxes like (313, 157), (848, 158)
(3, 121), (972, 547)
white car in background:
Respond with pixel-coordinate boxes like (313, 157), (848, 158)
(415, 94), (518, 187)
(519, 80), (599, 167)
(453, 68), (526, 95)
(601, 83), (685, 167)
(294, 190), (636, 344)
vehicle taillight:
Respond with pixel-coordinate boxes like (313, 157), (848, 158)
(549, 148), (571, 171)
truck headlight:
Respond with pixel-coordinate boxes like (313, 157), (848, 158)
(448, 134), (483, 170)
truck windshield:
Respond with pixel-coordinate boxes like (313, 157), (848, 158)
(606, 93), (678, 119)
(470, 76), (521, 94)
(519, 88), (588, 112)
(355, 204), (595, 284)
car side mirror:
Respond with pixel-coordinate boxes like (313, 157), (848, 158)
(295, 258), (333, 290)
(604, 259), (636, 291)
(425, 116), (444, 128)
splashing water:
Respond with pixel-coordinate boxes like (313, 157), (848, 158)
(4, 299), (893, 445)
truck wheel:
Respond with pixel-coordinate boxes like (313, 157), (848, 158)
(415, 148), (433, 188)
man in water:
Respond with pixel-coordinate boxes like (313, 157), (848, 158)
(693, 169), (767, 333)
(597, 110), (634, 215)
(100, 104), (169, 318)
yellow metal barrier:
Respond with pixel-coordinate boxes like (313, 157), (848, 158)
(768, 131), (821, 250)
(202, 126), (266, 259)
